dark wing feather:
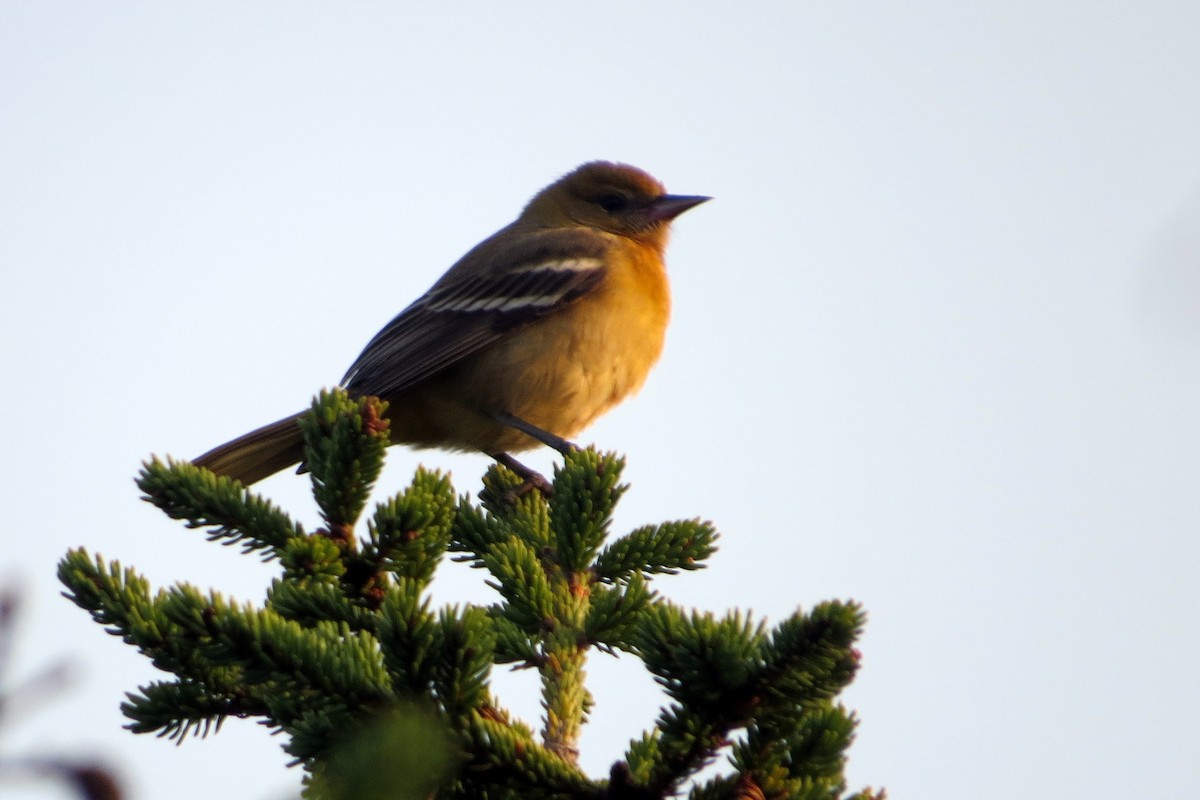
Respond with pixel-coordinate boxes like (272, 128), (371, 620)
(342, 226), (610, 398)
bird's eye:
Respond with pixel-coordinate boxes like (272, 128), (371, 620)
(594, 192), (629, 213)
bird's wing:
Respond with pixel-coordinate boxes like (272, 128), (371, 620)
(341, 226), (610, 398)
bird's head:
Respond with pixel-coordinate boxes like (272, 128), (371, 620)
(520, 161), (709, 248)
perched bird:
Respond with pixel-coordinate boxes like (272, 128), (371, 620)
(193, 161), (709, 490)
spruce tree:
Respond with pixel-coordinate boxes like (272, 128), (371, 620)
(59, 389), (880, 800)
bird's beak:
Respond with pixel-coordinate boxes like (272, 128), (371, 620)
(646, 194), (711, 222)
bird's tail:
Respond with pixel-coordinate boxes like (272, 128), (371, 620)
(192, 412), (307, 486)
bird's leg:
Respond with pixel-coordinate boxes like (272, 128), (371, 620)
(490, 452), (554, 498)
(488, 411), (579, 498)
(489, 410), (578, 455)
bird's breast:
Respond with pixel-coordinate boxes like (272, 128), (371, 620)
(467, 248), (670, 445)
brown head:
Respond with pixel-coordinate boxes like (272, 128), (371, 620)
(519, 161), (710, 249)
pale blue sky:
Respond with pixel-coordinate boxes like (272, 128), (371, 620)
(3, 3), (1199, 798)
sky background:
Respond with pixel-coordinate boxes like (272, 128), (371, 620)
(3, 3), (1199, 798)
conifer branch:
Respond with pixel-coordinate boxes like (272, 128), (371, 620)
(594, 521), (718, 582)
(301, 391), (390, 535)
(366, 468), (456, 586)
(122, 680), (246, 741)
(136, 458), (302, 559)
(59, 388), (877, 799)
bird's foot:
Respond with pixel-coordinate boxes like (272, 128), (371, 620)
(491, 452), (554, 500)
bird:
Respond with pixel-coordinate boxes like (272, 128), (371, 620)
(192, 161), (709, 492)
